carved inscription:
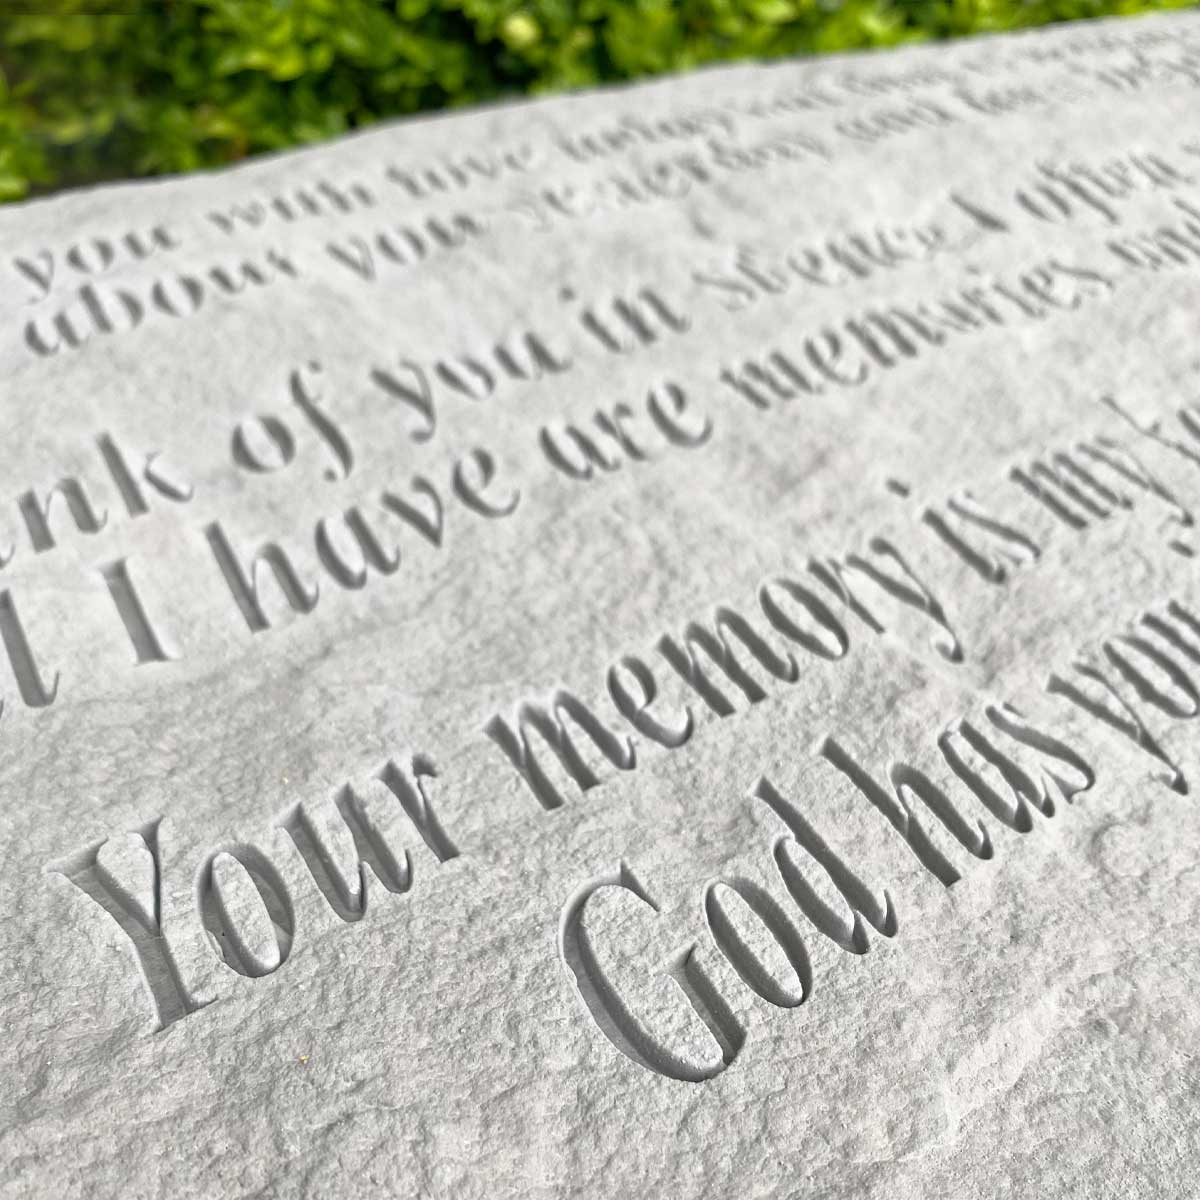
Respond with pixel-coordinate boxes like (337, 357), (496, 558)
(9, 16), (1200, 1097)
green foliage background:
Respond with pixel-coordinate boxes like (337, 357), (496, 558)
(0, 0), (1194, 201)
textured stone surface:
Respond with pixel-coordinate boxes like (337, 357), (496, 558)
(1, 12), (1199, 1198)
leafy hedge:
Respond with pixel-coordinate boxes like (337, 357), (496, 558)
(0, 0), (1194, 201)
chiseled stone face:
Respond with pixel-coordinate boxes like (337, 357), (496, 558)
(2, 12), (1200, 1197)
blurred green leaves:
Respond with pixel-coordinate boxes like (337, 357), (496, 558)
(0, 0), (1193, 199)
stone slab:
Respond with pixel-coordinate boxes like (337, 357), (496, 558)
(1, 11), (1199, 1198)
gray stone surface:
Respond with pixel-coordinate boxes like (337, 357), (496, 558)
(1, 11), (1199, 1197)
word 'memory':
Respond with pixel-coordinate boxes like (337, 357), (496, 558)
(47, 753), (459, 1033)
(485, 533), (961, 812)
